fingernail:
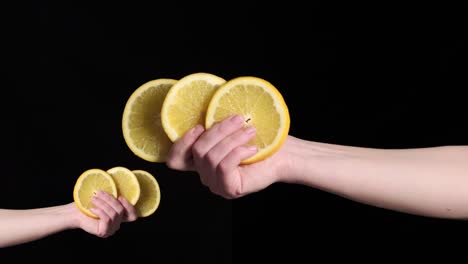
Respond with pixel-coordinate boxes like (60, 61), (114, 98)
(244, 126), (256, 135)
(248, 145), (257, 152)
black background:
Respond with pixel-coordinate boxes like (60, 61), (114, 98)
(2, 1), (467, 262)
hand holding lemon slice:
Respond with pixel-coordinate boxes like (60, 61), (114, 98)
(123, 73), (289, 164)
(73, 167), (161, 218)
(205, 76), (290, 164)
(73, 169), (118, 218)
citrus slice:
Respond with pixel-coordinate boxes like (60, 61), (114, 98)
(106, 166), (141, 205)
(205, 76), (290, 164)
(132, 170), (161, 217)
(161, 72), (226, 142)
(73, 169), (118, 218)
(122, 78), (177, 162)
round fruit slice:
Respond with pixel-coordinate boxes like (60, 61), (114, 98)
(133, 170), (161, 217)
(73, 169), (118, 218)
(122, 79), (177, 162)
(161, 72), (226, 142)
(106, 166), (141, 205)
(205, 76), (290, 164)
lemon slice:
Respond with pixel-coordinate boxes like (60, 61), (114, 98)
(205, 76), (290, 164)
(106, 166), (141, 205)
(161, 72), (226, 142)
(73, 169), (118, 218)
(133, 170), (161, 217)
(122, 79), (177, 162)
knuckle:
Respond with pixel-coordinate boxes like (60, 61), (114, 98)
(102, 217), (111, 225)
(205, 152), (217, 165)
(108, 211), (118, 220)
(218, 180), (238, 199)
(166, 158), (177, 169)
(223, 186), (238, 198)
(217, 160), (231, 176)
(98, 229), (108, 238)
(182, 132), (196, 145)
(222, 188), (238, 199)
(192, 143), (204, 158)
(116, 207), (125, 216)
(166, 158), (182, 170)
(216, 140), (231, 153)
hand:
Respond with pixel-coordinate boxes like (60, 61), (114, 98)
(71, 191), (138, 238)
(166, 115), (289, 199)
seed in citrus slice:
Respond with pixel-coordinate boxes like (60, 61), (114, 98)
(106, 166), (141, 205)
(73, 169), (118, 218)
(132, 170), (161, 217)
(122, 79), (177, 162)
(161, 72), (226, 142)
(205, 76), (290, 164)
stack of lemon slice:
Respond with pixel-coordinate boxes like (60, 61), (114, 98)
(122, 72), (290, 164)
(73, 166), (161, 218)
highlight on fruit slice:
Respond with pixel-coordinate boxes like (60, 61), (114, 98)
(122, 78), (177, 162)
(106, 166), (141, 205)
(161, 72), (226, 142)
(73, 169), (118, 218)
(205, 76), (290, 164)
(132, 170), (161, 217)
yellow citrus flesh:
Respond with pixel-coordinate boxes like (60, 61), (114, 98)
(161, 72), (226, 142)
(73, 169), (118, 218)
(106, 166), (141, 205)
(133, 170), (161, 217)
(205, 76), (290, 164)
(122, 79), (177, 162)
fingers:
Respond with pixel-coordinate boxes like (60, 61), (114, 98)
(192, 115), (244, 161)
(166, 114), (260, 199)
(118, 196), (138, 222)
(218, 146), (258, 175)
(217, 146), (258, 198)
(166, 125), (205, 171)
(89, 207), (112, 237)
(84, 191), (139, 238)
(197, 126), (256, 193)
(91, 191), (125, 237)
(205, 126), (256, 167)
(93, 191), (125, 220)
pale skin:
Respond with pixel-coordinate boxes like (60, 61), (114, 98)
(167, 115), (468, 220)
(0, 191), (138, 248)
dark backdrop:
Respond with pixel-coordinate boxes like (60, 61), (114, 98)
(2, 1), (467, 262)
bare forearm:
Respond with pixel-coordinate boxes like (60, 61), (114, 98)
(0, 204), (77, 248)
(281, 136), (468, 219)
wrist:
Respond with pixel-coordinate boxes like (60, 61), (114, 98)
(275, 136), (316, 184)
(277, 136), (354, 186)
(59, 203), (81, 230)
